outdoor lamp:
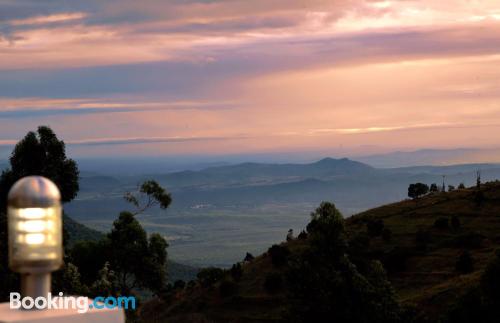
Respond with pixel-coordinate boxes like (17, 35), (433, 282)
(8, 176), (63, 299)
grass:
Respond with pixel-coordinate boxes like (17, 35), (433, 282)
(139, 181), (500, 322)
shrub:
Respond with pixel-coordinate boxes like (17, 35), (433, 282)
(197, 267), (225, 288)
(268, 245), (290, 267)
(434, 217), (449, 230)
(297, 230), (308, 240)
(456, 251), (474, 274)
(243, 252), (254, 262)
(264, 272), (283, 293)
(219, 280), (238, 297)
(366, 219), (384, 237)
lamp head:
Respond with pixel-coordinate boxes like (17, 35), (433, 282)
(8, 176), (63, 273)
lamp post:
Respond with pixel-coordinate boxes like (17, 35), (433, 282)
(7, 176), (63, 301)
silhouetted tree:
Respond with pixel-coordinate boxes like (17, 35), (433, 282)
(458, 183), (466, 190)
(0, 126), (79, 300)
(287, 202), (403, 323)
(244, 252), (254, 262)
(448, 185), (456, 192)
(108, 212), (169, 295)
(430, 183), (439, 193)
(408, 183), (429, 200)
(124, 180), (172, 215)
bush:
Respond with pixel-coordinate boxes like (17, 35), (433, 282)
(268, 245), (290, 267)
(297, 230), (308, 240)
(264, 272), (283, 293)
(451, 215), (460, 230)
(434, 217), (449, 230)
(197, 267), (225, 288)
(244, 252), (254, 262)
(456, 251), (474, 274)
(230, 263), (243, 281)
(382, 228), (392, 242)
(366, 219), (384, 237)
(219, 280), (238, 297)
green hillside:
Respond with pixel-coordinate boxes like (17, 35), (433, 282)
(139, 181), (500, 322)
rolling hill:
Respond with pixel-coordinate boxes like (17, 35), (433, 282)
(138, 181), (500, 322)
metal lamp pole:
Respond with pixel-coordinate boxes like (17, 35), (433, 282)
(7, 176), (63, 302)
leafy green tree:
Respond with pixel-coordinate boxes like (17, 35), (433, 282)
(107, 212), (168, 296)
(287, 202), (402, 323)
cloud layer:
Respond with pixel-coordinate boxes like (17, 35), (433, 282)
(1, 0), (500, 158)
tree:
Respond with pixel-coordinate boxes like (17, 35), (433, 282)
(0, 126), (79, 300)
(287, 202), (403, 323)
(107, 212), (169, 295)
(306, 202), (347, 261)
(448, 185), (456, 192)
(0, 126), (79, 210)
(244, 252), (254, 262)
(124, 180), (172, 215)
(458, 183), (466, 190)
(430, 183), (439, 193)
(408, 183), (429, 200)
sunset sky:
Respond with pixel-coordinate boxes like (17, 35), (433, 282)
(1, 0), (500, 159)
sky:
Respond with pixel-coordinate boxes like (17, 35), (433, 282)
(1, 0), (500, 160)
